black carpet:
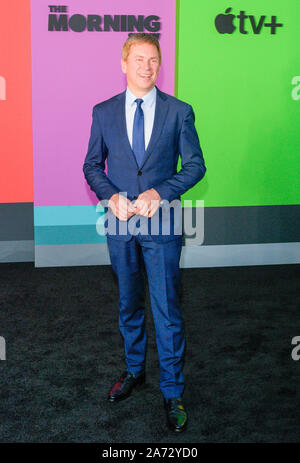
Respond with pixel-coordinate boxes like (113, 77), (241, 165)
(0, 262), (299, 443)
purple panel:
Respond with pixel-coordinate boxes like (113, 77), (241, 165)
(31, 0), (176, 206)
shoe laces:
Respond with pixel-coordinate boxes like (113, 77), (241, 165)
(168, 398), (185, 414)
(121, 371), (134, 383)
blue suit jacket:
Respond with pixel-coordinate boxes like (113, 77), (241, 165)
(83, 85), (206, 242)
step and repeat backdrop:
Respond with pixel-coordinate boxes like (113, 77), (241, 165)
(0, 0), (300, 267)
(0, 1), (34, 261)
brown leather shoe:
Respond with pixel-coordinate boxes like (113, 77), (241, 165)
(164, 397), (188, 432)
(107, 370), (145, 402)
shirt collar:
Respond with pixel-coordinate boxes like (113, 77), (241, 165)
(126, 85), (157, 108)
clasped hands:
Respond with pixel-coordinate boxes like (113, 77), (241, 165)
(108, 189), (162, 221)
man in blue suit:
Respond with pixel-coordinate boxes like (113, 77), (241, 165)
(83, 33), (206, 433)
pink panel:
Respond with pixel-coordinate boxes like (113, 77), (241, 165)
(31, 0), (176, 206)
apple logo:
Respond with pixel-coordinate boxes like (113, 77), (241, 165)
(215, 7), (236, 34)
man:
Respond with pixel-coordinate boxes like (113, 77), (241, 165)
(83, 33), (206, 433)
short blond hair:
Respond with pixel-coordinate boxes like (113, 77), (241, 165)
(122, 33), (161, 64)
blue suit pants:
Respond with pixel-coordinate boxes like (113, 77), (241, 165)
(106, 234), (185, 400)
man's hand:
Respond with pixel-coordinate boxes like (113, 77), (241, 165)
(109, 193), (136, 221)
(134, 188), (162, 218)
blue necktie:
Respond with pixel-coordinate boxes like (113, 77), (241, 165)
(132, 98), (145, 167)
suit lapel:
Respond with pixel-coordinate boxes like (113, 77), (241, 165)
(115, 85), (169, 170)
(115, 90), (139, 169)
(139, 86), (169, 170)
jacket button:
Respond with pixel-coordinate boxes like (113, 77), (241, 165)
(138, 170), (142, 176)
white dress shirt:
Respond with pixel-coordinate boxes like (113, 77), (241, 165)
(125, 85), (156, 150)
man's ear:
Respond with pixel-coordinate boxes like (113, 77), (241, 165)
(121, 58), (127, 74)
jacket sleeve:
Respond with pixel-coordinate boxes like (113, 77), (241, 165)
(83, 105), (120, 201)
(152, 104), (206, 203)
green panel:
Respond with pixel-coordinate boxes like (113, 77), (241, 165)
(176, 0), (300, 206)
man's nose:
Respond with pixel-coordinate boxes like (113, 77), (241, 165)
(142, 61), (151, 70)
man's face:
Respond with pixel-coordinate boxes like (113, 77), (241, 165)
(121, 42), (161, 96)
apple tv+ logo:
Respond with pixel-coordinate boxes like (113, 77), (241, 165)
(215, 7), (283, 35)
